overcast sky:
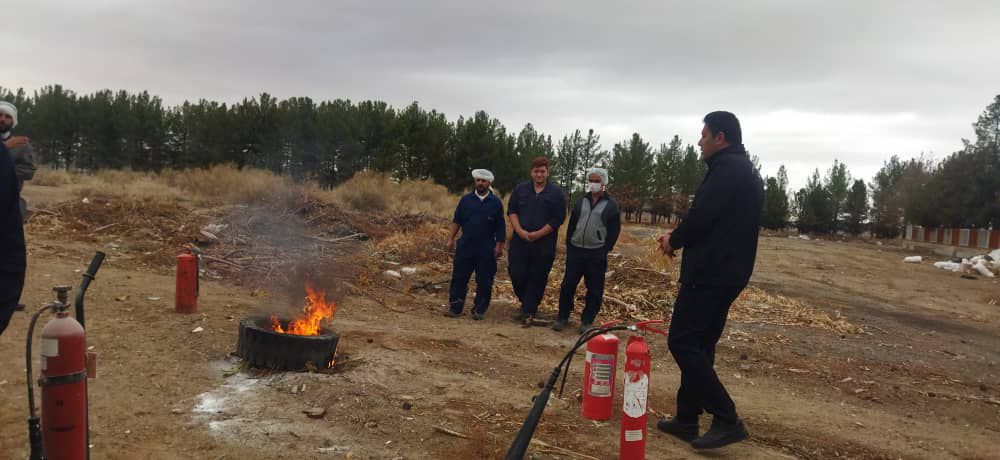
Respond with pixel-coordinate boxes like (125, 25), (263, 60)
(4, 0), (998, 189)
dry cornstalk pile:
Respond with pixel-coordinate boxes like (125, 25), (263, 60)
(27, 196), (207, 267)
(189, 194), (448, 288)
(27, 189), (443, 290)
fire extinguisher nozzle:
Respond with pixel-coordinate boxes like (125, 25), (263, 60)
(27, 415), (43, 460)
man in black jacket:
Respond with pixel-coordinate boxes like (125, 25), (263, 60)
(0, 138), (26, 336)
(656, 111), (763, 449)
(553, 167), (620, 333)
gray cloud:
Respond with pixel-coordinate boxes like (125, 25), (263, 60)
(4, 0), (998, 188)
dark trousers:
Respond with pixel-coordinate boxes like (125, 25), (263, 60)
(448, 251), (497, 314)
(507, 239), (555, 315)
(557, 245), (607, 324)
(0, 270), (25, 337)
(667, 283), (743, 424)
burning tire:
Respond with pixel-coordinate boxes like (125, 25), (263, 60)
(236, 316), (339, 370)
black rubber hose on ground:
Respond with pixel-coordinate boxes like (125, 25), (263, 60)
(25, 304), (54, 460)
(504, 324), (629, 460)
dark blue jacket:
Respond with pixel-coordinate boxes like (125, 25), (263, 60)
(669, 144), (763, 287)
(507, 181), (566, 252)
(1, 141), (26, 273)
(453, 191), (506, 258)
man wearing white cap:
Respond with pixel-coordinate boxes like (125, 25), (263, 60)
(444, 168), (506, 320)
(0, 101), (37, 222)
(553, 167), (621, 333)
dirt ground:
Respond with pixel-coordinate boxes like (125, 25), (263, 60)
(1, 185), (999, 459)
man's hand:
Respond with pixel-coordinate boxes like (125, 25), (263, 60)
(447, 238), (456, 253)
(3, 136), (29, 149)
(657, 232), (677, 258)
(494, 242), (504, 258)
(517, 228), (532, 241)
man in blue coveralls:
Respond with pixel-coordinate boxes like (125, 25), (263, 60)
(507, 157), (566, 321)
(444, 169), (506, 320)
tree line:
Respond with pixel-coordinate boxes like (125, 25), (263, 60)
(0, 85), (708, 202)
(2, 85), (997, 236)
(772, 95), (999, 237)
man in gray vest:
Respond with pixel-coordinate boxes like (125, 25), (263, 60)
(553, 167), (621, 333)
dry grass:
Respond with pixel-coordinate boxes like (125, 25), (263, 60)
(31, 167), (78, 186)
(374, 222), (451, 264)
(732, 286), (861, 334)
(31, 164), (297, 207)
(327, 171), (455, 219)
(75, 175), (187, 204)
(634, 237), (674, 273)
(160, 164), (294, 205)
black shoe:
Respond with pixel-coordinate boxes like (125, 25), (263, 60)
(656, 417), (699, 442)
(552, 319), (568, 331)
(443, 310), (462, 318)
(512, 310), (528, 321)
(471, 312), (484, 321)
(691, 418), (748, 449)
(578, 323), (594, 334)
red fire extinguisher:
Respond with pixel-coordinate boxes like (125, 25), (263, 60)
(581, 330), (619, 420)
(175, 251), (199, 313)
(40, 287), (88, 460)
(620, 320), (666, 460)
(25, 252), (104, 460)
(620, 335), (651, 459)
(504, 320), (666, 460)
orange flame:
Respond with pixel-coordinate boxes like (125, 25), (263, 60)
(270, 314), (285, 333)
(269, 280), (336, 336)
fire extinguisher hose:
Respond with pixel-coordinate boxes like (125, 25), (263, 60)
(74, 251), (106, 330)
(504, 324), (630, 460)
(25, 303), (54, 459)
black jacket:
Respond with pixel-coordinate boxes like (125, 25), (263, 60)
(1, 141), (26, 273)
(669, 144), (763, 287)
(566, 192), (621, 252)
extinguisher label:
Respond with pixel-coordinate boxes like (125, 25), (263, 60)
(41, 338), (60, 357)
(622, 372), (649, 418)
(587, 352), (615, 397)
(624, 429), (643, 442)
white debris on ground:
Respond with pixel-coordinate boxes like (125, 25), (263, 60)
(933, 261), (961, 271)
(930, 249), (1000, 278)
(904, 256), (923, 263)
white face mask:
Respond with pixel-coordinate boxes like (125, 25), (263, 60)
(588, 182), (603, 193)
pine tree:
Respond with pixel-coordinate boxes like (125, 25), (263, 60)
(676, 145), (706, 198)
(650, 135), (683, 224)
(608, 133), (654, 222)
(794, 169), (834, 234)
(824, 160), (851, 232)
(777, 165), (789, 191)
(843, 179), (868, 235)
(761, 177), (789, 230)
